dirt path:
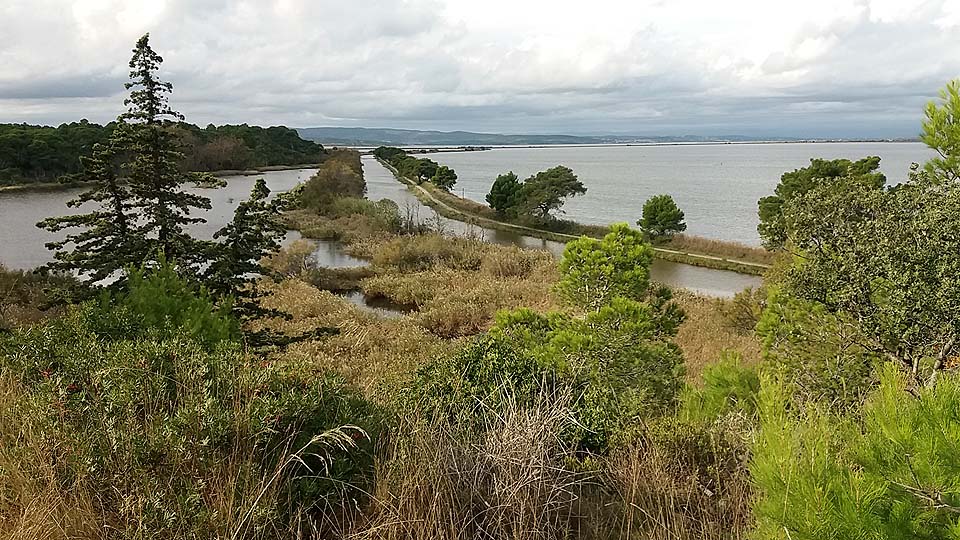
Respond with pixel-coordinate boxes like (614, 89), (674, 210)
(380, 159), (771, 272)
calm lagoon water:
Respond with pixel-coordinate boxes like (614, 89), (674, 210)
(429, 142), (934, 245)
(0, 169), (320, 271)
(363, 156), (761, 297)
(3, 143), (930, 297)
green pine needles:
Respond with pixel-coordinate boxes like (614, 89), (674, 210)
(37, 34), (287, 324)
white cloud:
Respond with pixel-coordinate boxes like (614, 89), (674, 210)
(0, 0), (958, 136)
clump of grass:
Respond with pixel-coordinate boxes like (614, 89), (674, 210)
(602, 417), (754, 539)
(370, 233), (487, 271)
(663, 234), (776, 265)
(362, 266), (559, 338)
(671, 291), (762, 382)
(352, 393), (588, 540)
(254, 278), (453, 394)
(479, 245), (555, 278)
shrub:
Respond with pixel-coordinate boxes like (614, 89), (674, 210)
(298, 155), (365, 211)
(680, 352), (760, 423)
(0, 274), (380, 537)
(92, 262), (240, 348)
(638, 194), (687, 241)
(751, 365), (960, 539)
(756, 288), (879, 409)
(556, 223), (653, 310)
(0, 265), (76, 331)
(720, 286), (766, 335)
(404, 299), (685, 453)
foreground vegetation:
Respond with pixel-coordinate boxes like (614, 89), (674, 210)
(4, 33), (960, 540)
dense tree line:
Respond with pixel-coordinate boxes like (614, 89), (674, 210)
(486, 166), (587, 220)
(373, 146), (457, 190)
(0, 120), (324, 186)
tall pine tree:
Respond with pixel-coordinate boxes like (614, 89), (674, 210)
(37, 124), (143, 283)
(205, 178), (287, 321)
(40, 33), (215, 282)
(120, 33), (212, 271)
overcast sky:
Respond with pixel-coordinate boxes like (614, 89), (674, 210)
(1, 0), (959, 137)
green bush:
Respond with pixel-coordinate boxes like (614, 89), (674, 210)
(756, 288), (879, 409)
(89, 262), (240, 348)
(556, 223), (653, 310)
(751, 365), (960, 540)
(404, 299), (685, 453)
(0, 269), (380, 536)
(680, 352), (760, 423)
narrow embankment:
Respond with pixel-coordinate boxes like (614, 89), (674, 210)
(376, 158), (771, 276)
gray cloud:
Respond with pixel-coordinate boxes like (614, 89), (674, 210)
(0, 0), (958, 137)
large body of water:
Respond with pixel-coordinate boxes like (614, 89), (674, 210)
(0, 169), (318, 272)
(430, 142), (933, 245)
(362, 156), (761, 297)
(9, 142), (912, 298)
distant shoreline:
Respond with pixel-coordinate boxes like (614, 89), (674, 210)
(350, 139), (922, 153)
(0, 163), (323, 194)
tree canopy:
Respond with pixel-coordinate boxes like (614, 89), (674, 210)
(0, 121), (323, 187)
(638, 194), (686, 240)
(486, 171), (522, 214)
(516, 166), (587, 219)
(756, 80), (960, 389)
(36, 34), (288, 329)
(757, 157), (885, 250)
(485, 165), (587, 220)
(431, 165), (458, 191)
(374, 146), (457, 190)
(557, 223), (654, 311)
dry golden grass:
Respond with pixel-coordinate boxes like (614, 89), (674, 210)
(255, 279), (453, 394)
(348, 390), (752, 540)
(673, 291), (762, 383)
(601, 419), (753, 540)
(353, 395), (587, 540)
(664, 234), (776, 266)
(352, 234), (561, 338)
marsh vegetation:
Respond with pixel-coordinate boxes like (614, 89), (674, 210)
(4, 35), (960, 540)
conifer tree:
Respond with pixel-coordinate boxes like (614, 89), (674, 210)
(39, 34), (214, 281)
(37, 125), (142, 283)
(120, 33), (213, 270)
(205, 178), (287, 321)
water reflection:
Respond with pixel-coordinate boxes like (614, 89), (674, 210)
(337, 290), (413, 318)
(362, 156), (762, 298)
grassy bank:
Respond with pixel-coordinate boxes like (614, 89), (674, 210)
(2, 148), (762, 538)
(376, 157), (774, 275)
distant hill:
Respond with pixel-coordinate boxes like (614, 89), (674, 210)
(295, 127), (777, 147)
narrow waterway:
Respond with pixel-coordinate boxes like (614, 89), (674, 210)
(0, 162), (762, 298)
(362, 156), (762, 298)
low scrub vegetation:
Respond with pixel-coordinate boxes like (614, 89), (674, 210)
(7, 34), (960, 540)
